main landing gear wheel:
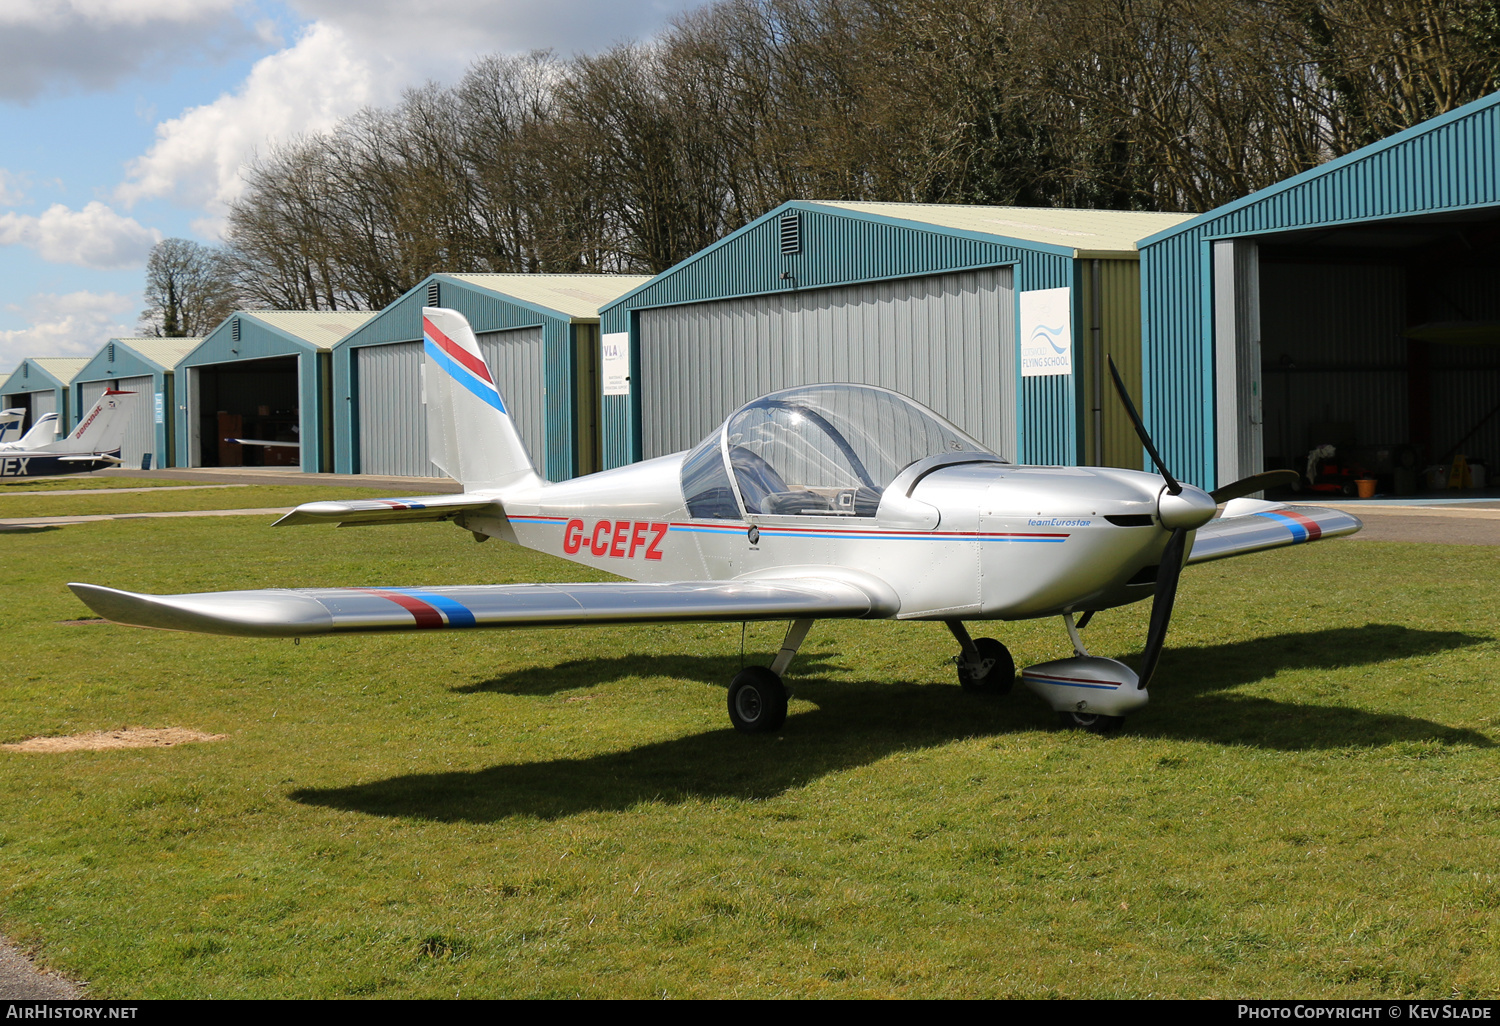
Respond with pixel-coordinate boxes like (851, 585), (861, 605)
(1059, 711), (1124, 735)
(728, 666), (788, 733)
(957, 637), (1015, 695)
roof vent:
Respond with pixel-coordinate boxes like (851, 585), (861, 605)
(107, 342), (115, 363)
(231, 317), (241, 343)
(779, 212), (801, 255)
(427, 281), (440, 307)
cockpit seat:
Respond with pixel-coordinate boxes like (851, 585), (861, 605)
(728, 446), (790, 514)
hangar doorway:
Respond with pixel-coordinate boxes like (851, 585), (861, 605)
(1213, 210), (1500, 494)
(189, 356), (301, 467)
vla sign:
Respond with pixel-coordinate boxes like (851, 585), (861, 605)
(601, 333), (630, 396)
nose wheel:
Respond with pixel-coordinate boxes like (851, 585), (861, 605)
(946, 621), (1015, 695)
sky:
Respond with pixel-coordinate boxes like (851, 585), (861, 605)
(0, 0), (705, 373)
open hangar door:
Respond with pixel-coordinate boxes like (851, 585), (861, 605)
(77, 376), (154, 467)
(636, 267), (1016, 461)
(1213, 210), (1500, 495)
(188, 356), (301, 467)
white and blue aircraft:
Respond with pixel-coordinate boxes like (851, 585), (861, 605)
(0, 408), (25, 445)
(1, 390), (136, 480)
(70, 310), (1358, 734)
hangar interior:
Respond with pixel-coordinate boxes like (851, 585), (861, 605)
(191, 356), (302, 467)
(1216, 209), (1500, 494)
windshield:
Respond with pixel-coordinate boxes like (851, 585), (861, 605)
(681, 383), (995, 518)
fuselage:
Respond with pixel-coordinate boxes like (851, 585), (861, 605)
(459, 452), (1196, 622)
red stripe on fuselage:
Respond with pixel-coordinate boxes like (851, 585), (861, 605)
(360, 588), (445, 628)
(423, 317), (494, 384)
(1276, 508), (1323, 540)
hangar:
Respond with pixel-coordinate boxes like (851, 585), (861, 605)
(1, 357), (89, 437)
(1139, 90), (1500, 494)
(597, 202), (1191, 471)
(175, 311), (372, 472)
(332, 273), (650, 481)
(71, 337), (201, 469)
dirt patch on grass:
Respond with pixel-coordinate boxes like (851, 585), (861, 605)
(2, 728), (227, 753)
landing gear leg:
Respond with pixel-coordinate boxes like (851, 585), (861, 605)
(946, 620), (1014, 695)
(727, 618), (812, 734)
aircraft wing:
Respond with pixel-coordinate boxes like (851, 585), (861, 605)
(67, 578), (877, 638)
(273, 493), (502, 527)
(1188, 500), (1361, 564)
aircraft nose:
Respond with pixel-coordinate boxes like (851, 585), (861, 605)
(1157, 484), (1217, 530)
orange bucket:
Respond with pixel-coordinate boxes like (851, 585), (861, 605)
(1356, 478), (1377, 499)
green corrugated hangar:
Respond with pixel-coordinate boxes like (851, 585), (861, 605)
(332, 273), (650, 481)
(1, 357), (89, 436)
(176, 311), (373, 473)
(71, 337), (202, 469)
(597, 202), (1191, 471)
(1140, 91), (1500, 494)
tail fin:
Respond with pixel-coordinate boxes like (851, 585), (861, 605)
(17, 411), (60, 449)
(43, 390), (135, 453)
(0, 408), (23, 444)
(421, 308), (542, 493)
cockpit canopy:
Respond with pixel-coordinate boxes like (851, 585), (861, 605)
(680, 383), (996, 519)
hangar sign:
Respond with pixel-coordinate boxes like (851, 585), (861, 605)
(602, 332), (631, 396)
(1020, 288), (1073, 377)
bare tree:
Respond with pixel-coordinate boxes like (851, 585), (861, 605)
(139, 238), (240, 337)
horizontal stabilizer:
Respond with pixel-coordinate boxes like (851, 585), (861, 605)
(57, 453), (122, 464)
(67, 578), (877, 637)
(1188, 501), (1361, 564)
(273, 493), (503, 527)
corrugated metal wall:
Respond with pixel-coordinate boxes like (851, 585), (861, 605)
(636, 268), (1016, 460)
(354, 327), (546, 478)
(77, 376), (154, 466)
(1074, 259), (1144, 469)
(27, 389), (55, 419)
(478, 327), (546, 471)
(356, 341), (433, 477)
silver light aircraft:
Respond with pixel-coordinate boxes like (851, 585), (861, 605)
(70, 309), (1359, 734)
(1, 390), (135, 480)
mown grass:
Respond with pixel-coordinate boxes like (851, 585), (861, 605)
(0, 476), (197, 492)
(1, 502), (1497, 998)
(0, 486), (396, 519)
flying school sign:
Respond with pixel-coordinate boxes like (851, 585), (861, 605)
(1020, 287), (1073, 378)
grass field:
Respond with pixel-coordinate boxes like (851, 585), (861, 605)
(1, 493), (1497, 998)
(0, 485), (396, 519)
(0, 476), (200, 492)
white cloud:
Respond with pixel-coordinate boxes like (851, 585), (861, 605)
(0, 0), (250, 100)
(0, 291), (135, 368)
(288, 0), (706, 57)
(116, 21), (390, 217)
(0, 170), (27, 208)
(0, 202), (162, 269)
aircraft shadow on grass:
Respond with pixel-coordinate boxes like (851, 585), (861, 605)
(291, 623), (1492, 823)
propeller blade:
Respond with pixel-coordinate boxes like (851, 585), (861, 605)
(1107, 356), (1181, 495)
(1209, 469), (1301, 504)
(1135, 526), (1188, 690)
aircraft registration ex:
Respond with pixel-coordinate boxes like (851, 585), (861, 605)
(68, 309), (1362, 737)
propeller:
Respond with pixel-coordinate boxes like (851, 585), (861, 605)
(1105, 356), (1209, 690)
(1209, 469), (1300, 504)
